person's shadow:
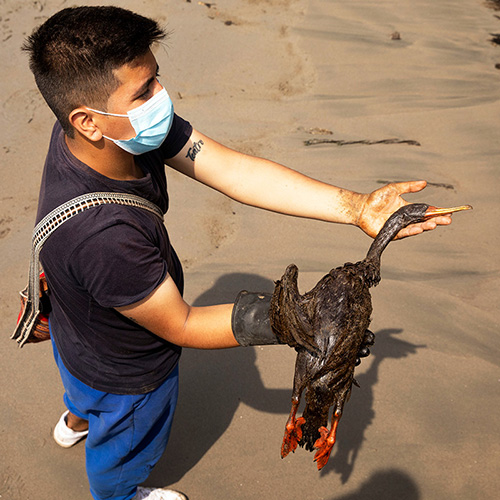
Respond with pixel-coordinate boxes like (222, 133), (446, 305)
(146, 272), (290, 485)
(146, 273), (424, 486)
(330, 469), (420, 499)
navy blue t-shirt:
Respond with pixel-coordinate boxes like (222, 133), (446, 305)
(37, 115), (192, 394)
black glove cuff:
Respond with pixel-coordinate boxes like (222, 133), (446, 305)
(231, 291), (280, 346)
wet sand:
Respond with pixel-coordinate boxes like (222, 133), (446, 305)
(1, 0), (499, 499)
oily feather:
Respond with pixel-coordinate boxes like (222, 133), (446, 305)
(272, 263), (372, 451)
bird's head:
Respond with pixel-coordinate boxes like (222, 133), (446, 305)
(393, 203), (472, 226)
(364, 202), (472, 283)
(373, 202), (472, 246)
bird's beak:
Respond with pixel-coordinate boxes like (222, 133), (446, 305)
(425, 205), (473, 218)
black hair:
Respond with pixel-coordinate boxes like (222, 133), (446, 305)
(22, 6), (167, 136)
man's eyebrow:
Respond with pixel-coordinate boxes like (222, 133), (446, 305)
(132, 64), (160, 99)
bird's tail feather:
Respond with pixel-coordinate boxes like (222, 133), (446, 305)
(299, 405), (329, 452)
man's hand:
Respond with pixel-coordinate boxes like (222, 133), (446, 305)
(357, 180), (453, 239)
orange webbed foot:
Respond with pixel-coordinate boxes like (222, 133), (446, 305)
(313, 426), (334, 470)
(313, 410), (342, 470)
(281, 416), (305, 458)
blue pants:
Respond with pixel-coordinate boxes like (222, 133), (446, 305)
(52, 339), (179, 500)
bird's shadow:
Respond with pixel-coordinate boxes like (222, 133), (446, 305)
(146, 273), (424, 487)
(320, 328), (425, 483)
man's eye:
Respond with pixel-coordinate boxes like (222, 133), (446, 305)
(139, 85), (155, 100)
(137, 71), (161, 100)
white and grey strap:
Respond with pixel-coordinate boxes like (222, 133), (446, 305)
(12, 192), (164, 347)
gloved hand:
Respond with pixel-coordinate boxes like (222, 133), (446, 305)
(356, 329), (375, 365)
(231, 290), (281, 346)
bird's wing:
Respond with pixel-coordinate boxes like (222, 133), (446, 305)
(270, 264), (321, 355)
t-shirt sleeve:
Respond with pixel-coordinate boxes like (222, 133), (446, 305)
(68, 223), (168, 308)
(160, 113), (193, 159)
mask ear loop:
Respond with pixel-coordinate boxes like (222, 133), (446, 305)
(86, 107), (129, 118)
(84, 108), (133, 145)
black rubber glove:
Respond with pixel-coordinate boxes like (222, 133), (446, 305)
(356, 329), (375, 365)
(231, 290), (281, 346)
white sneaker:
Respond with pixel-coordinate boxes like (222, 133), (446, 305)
(133, 486), (188, 500)
(53, 410), (89, 448)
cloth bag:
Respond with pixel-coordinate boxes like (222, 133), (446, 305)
(12, 192), (163, 347)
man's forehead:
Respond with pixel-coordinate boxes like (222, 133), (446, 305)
(112, 51), (158, 87)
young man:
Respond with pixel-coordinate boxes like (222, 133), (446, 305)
(23, 6), (452, 500)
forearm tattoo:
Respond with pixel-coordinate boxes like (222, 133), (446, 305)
(186, 139), (204, 161)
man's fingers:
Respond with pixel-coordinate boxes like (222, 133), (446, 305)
(393, 180), (427, 195)
(396, 225), (423, 239)
(424, 215), (452, 227)
(422, 220), (438, 231)
(395, 216), (453, 239)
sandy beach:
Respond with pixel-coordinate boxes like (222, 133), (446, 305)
(1, 0), (499, 499)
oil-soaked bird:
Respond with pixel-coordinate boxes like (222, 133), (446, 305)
(269, 203), (471, 470)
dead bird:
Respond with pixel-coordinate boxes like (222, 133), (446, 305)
(270, 203), (471, 470)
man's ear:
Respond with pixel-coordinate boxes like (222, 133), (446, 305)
(68, 108), (104, 142)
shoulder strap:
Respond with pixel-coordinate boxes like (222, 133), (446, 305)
(12, 192), (164, 346)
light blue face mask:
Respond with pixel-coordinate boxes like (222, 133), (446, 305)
(88, 87), (174, 155)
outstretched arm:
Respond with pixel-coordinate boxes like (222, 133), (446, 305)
(167, 130), (452, 239)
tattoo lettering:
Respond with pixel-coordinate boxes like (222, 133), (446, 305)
(186, 139), (204, 161)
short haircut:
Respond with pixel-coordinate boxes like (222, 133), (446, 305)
(22, 6), (167, 137)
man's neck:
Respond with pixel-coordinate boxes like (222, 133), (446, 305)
(65, 134), (144, 181)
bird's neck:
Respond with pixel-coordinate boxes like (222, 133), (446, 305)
(366, 215), (403, 263)
(361, 214), (405, 287)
